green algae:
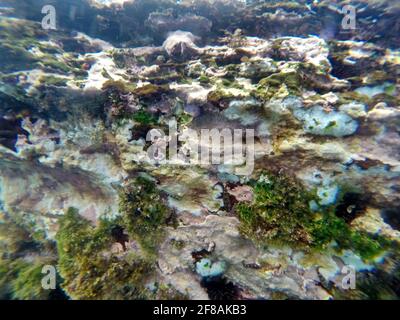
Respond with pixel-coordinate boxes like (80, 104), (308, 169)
(254, 70), (303, 101)
(236, 173), (315, 248)
(102, 79), (137, 94)
(56, 208), (154, 300)
(0, 18), (82, 77)
(0, 43), (38, 73)
(8, 262), (50, 300)
(0, 212), (60, 300)
(118, 176), (171, 257)
(40, 57), (71, 74)
(153, 283), (189, 300)
(1, 0), (399, 302)
(38, 76), (68, 87)
(170, 239), (186, 250)
(235, 172), (394, 261)
(199, 74), (211, 84)
(0, 19), (43, 72)
(47, 192), (176, 297)
(339, 91), (372, 106)
(176, 112), (193, 126)
(132, 109), (158, 125)
(311, 212), (391, 260)
(134, 84), (168, 97)
(207, 89), (235, 108)
(259, 72), (301, 92)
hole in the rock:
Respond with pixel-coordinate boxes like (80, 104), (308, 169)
(381, 207), (400, 231)
(48, 285), (69, 300)
(200, 276), (242, 300)
(335, 192), (368, 223)
(111, 225), (129, 250)
(129, 124), (152, 141)
(329, 56), (361, 79)
(220, 182), (240, 213)
(0, 117), (29, 152)
(191, 249), (209, 262)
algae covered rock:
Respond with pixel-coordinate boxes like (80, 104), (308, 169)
(293, 105), (359, 137)
(1, 0), (400, 301)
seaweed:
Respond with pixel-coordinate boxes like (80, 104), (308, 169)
(38, 76), (68, 87)
(236, 173), (315, 248)
(132, 109), (158, 125)
(0, 212), (62, 300)
(118, 176), (171, 256)
(56, 208), (154, 300)
(235, 172), (394, 261)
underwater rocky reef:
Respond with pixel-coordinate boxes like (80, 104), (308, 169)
(0, 0), (399, 300)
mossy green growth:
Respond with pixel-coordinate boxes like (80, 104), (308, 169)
(236, 174), (315, 247)
(38, 75), (68, 87)
(119, 176), (171, 256)
(8, 262), (49, 300)
(258, 71), (302, 96)
(0, 258), (58, 300)
(0, 19), (42, 72)
(311, 205), (391, 260)
(170, 239), (186, 250)
(101, 68), (112, 79)
(235, 173), (393, 261)
(132, 109), (158, 125)
(0, 18), (77, 75)
(174, 102), (193, 126)
(176, 112), (193, 126)
(350, 231), (392, 261)
(219, 78), (244, 90)
(339, 91), (371, 105)
(199, 74), (210, 84)
(134, 84), (168, 97)
(0, 212), (60, 300)
(153, 283), (189, 300)
(207, 89), (235, 108)
(0, 43), (38, 72)
(310, 212), (350, 249)
(40, 57), (71, 73)
(102, 79), (137, 93)
(56, 208), (154, 300)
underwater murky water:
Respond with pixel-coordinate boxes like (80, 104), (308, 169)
(0, 0), (399, 300)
